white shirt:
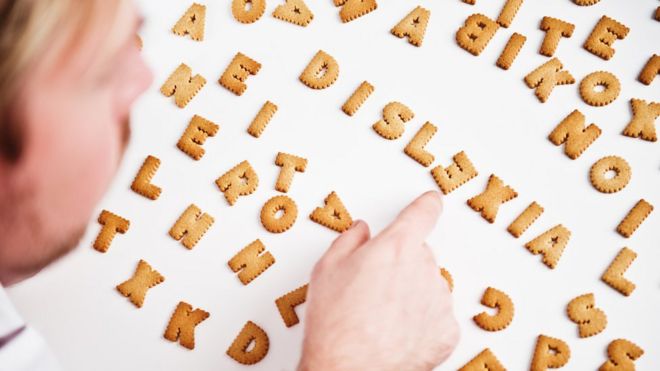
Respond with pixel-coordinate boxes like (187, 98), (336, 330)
(0, 286), (60, 371)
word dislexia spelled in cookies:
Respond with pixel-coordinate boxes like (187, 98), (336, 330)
(94, 0), (657, 369)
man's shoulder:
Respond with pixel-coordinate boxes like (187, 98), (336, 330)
(0, 285), (60, 371)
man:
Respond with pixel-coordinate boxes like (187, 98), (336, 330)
(0, 1), (459, 370)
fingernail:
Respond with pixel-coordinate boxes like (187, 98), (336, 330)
(350, 220), (364, 229)
(425, 190), (442, 202)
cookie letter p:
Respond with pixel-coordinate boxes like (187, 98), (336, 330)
(530, 335), (571, 370)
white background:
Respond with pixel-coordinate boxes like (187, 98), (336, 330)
(8, 0), (660, 370)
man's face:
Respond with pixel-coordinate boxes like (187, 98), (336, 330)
(0, 1), (152, 284)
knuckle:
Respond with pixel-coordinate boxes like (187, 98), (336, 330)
(311, 256), (331, 278)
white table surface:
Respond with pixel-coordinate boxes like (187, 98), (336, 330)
(8, 0), (660, 370)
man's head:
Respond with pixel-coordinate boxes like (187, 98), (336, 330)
(0, 0), (152, 285)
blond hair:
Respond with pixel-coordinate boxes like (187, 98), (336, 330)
(0, 0), (107, 162)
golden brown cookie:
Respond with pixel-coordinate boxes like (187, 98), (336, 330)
(467, 174), (518, 223)
(116, 260), (164, 308)
(462, 0), (476, 4)
(390, 6), (431, 47)
(172, 3), (206, 41)
(168, 204), (214, 250)
(622, 98), (659, 142)
(93, 210), (130, 253)
(163, 301), (210, 350)
(599, 339), (644, 371)
(232, 0), (266, 24)
(299, 50), (339, 90)
(579, 71), (621, 107)
(507, 201), (544, 238)
(160, 63), (206, 108)
(215, 160), (259, 206)
(455, 13), (500, 56)
(177, 115), (220, 160)
(228, 239), (275, 285)
(589, 156), (631, 194)
(566, 293), (607, 338)
(272, 0), (314, 27)
(601, 247), (637, 296)
(310, 191), (353, 233)
(275, 283), (308, 327)
(430, 151), (479, 194)
(524, 58), (575, 103)
(227, 321), (270, 365)
(473, 287), (515, 332)
(531, 335), (571, 371)
(439, 267), (454, 292)
(524, 224), (571, 269)
(548, 109), (601, 160)
(497, 0), (523, 28)
(638, 54), (659, 85)
(617, 199), (654, 238)
(260, 195), (298, 233)
(404, 122), (437, 167)
(247, 101), (278, 138)
(275, 152), (307, 193)
(496, 32), (526, 70)
(459, 348), (506, 371)
(573, 0), (600, 5)
(342, 81), (374, 116)
(539, 16), (575, 57)
(219, 52), (261, 96)
(584, 15), (629, 60)
(333, 0), (377, 23)
(372, 101), (415, 140)
(130, 155), (162, 200)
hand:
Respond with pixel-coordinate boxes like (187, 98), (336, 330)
(299, 191), (459, 371)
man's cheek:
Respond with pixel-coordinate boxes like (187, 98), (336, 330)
(61, 110), (121, 205)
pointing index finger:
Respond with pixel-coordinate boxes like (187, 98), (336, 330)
(382, 191), (443, 247)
